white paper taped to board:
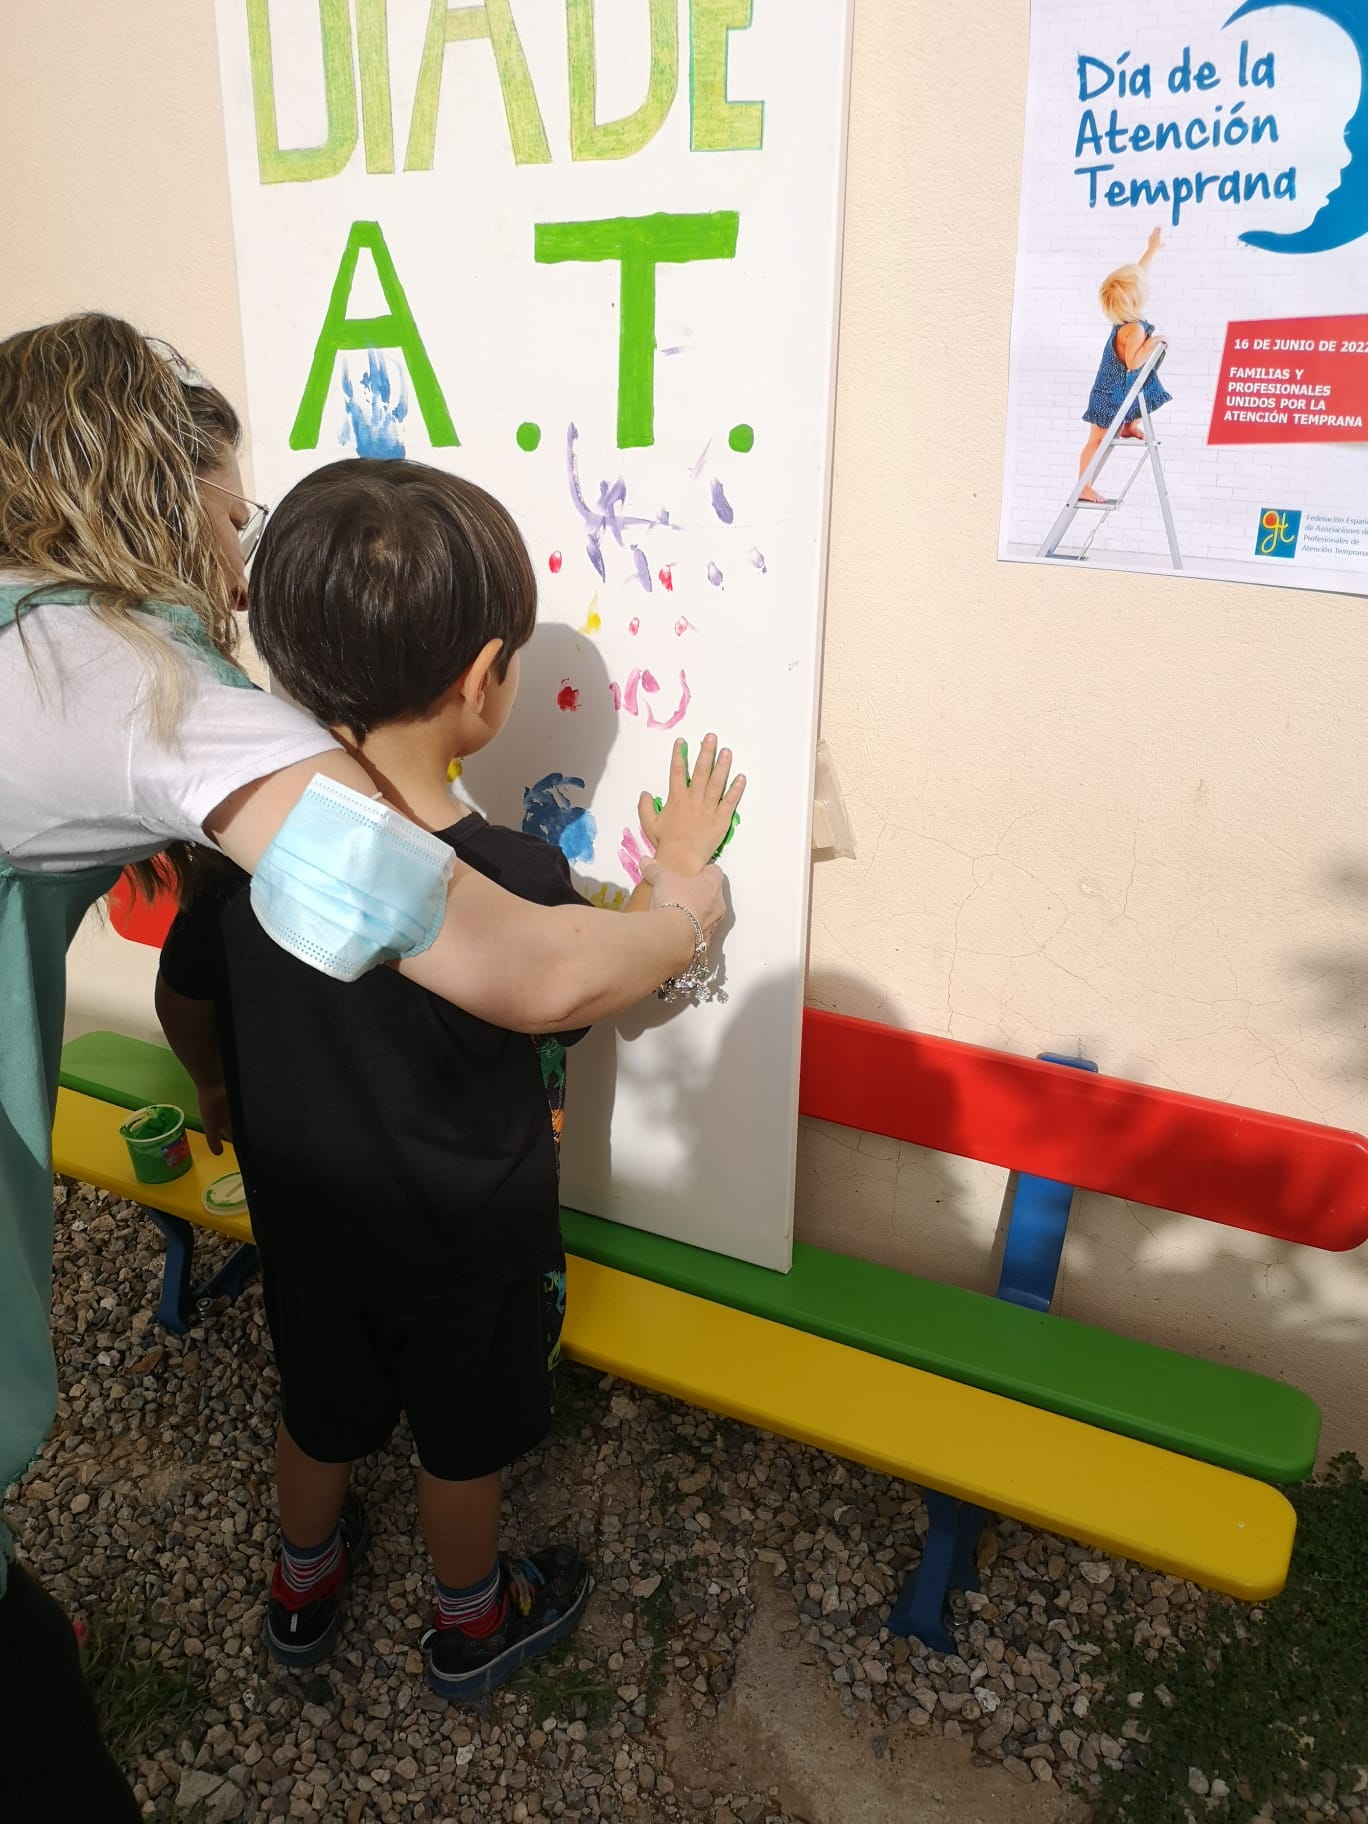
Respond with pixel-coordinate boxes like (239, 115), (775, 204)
(213, 0), (854, 1271)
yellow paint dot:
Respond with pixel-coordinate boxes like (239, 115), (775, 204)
(579, 595), (602, 636)
(447, 757), (463, 780)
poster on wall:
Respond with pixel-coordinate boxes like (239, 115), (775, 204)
(1002, 0), (1368, 591)
(213, 2), (854, 1270)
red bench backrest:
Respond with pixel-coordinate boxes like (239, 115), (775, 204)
(799, 1008), (1368, 1252)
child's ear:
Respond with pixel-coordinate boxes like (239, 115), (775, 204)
(458, 639), (505, 710)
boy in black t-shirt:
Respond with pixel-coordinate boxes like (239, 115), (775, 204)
(156, 459), (743, 1702)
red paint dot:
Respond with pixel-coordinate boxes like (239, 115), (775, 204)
(548, 550), (563, 574)
(556, 678), (580, 712)
(658, 565), (674, 591)
(628, 617), (640, 635)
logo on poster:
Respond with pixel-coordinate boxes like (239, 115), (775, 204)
(1256, 508), (1301, 557)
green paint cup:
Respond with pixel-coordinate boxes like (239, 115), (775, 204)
(118, 1104), (192, 1185)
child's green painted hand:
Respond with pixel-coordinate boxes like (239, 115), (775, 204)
(639, 734), (744, 873)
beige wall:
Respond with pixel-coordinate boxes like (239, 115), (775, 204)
(7, 1), (1366, 1459)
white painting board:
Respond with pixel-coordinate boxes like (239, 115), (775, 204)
(213, 0), (853, 1270)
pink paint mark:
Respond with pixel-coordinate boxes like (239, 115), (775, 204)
(646, 669), (691, 732)
(611, 669), (645, 715)
(674, 617), (695, 638)
(658, 565), (675, 592)
(610, 667), (690, 729)
(548, 550), (563, 574)
(556, 678), (580, 713)
(628, 616), (641, 636)
(618, 825), (656, 886)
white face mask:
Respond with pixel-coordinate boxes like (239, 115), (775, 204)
(249, 774), (454, 982)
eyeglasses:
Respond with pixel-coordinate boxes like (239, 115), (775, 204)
(198, 475), (269, 563)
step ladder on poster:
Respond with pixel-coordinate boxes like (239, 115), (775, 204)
(1038, 343), (1182, 569)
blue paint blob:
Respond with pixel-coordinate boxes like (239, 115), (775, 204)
(710, 479), (735, 525)
(522, 772), (598, 866)
(340, 349), (409, 459)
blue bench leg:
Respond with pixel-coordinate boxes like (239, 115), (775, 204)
(889, 1489), (982, 1654)
(141, 1208), (259, 1335)
(145, 1209), (196, 1334)
(197, 1242), (259, 1307)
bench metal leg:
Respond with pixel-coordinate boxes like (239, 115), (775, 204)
(142, 1207), (258, 1335)
(888, 1490), (984, 1654)
(145, 1210), (197, 1333)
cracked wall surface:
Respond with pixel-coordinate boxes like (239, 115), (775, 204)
(8, 0), (1366, 1460)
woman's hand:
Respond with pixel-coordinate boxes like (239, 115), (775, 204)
(638, 734), (745, 875)
(642, 860), (729, 945)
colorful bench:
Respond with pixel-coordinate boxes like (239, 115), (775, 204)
(56, 1009), (1365, 1647)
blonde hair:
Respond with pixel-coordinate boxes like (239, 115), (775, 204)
(1100, 264), (1146, 324)
(0, 312), (242, 731)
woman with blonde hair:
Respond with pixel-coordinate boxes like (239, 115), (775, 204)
(1076, 227), (1172, 503)
(0, 312), (735, 1816)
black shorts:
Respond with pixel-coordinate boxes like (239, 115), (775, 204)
(260, 1252), (567, 1483)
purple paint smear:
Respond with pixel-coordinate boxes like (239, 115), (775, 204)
(710, 480), (735, 525)
(631, 544), (653, 592)
(749, 547), (767, 573)
(340, 350), (408, 459)
(707, 563), (724, 588)
(565, 424), (671, 582)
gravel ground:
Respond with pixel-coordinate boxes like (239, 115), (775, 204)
(13, 1180), (1236, 1822)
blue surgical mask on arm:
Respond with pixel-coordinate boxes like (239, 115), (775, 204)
(250, 774), (455, 982)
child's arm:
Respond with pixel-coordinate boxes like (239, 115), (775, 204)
(1117, 320), (1164, 371)
(153, 977), (233, 1155)
(155, 884), (238, 1155)
(1138, 226), (1163, 269)
(625, 734), (745, 914)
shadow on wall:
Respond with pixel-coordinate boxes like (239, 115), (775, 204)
(799, 967), (1368, 1464)
(459, 620), (617, 893)
(1299, 858), (1368, 1090)
(563, 942), (786, 1258)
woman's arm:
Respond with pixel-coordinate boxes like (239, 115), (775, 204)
(205, 752), (725, 1033)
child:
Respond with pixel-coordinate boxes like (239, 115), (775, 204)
(155, 458), (743, 1701)
(1077, 228), (1171, 504)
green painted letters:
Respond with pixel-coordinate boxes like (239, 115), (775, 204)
(356, 0), (395, 173)
(568, 0), (678, 162)
(405, 0), (551, 170)
(247, 0), (357, 184)
(290, 221), (458, 451)
(689, 0), (764, 152)
(535, 212), (739, 448)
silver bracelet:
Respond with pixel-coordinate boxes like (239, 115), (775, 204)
(655, 902), (726, 1005)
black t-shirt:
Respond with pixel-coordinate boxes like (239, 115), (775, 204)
(158, 813), (587, 1296)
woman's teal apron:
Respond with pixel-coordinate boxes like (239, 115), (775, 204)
(0, 587), (247, 1587)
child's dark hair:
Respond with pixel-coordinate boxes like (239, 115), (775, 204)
(248, 458), (537, 738)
